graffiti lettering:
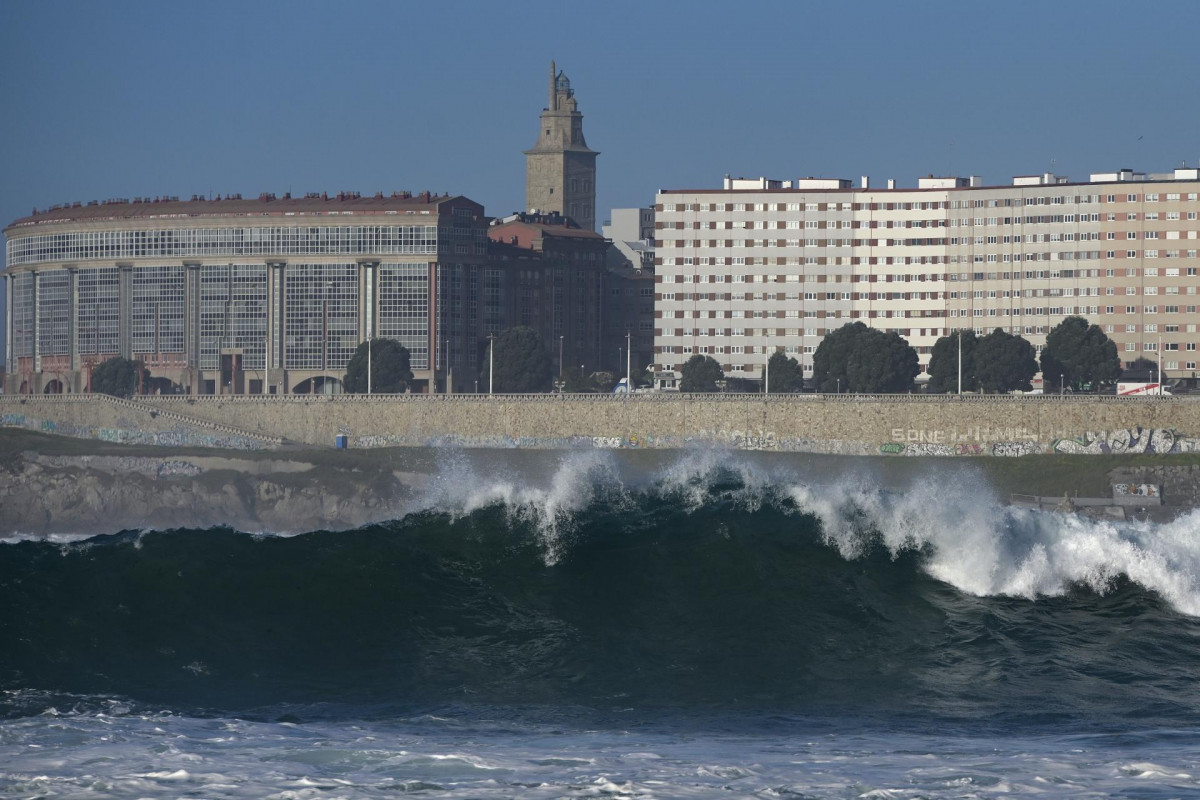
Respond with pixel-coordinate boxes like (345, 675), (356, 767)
(1052, 428), (1196, 455)
(1114, 483), (1160, 498)
(992, 441), (1043, 457)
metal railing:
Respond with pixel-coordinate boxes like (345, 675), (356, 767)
(52, 391), (1193, 405)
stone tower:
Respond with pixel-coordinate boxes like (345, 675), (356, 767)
(525, 62), (599, 231)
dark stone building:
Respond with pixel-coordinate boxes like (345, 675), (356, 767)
(487, 212), (608, 379)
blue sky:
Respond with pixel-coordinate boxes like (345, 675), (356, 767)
(3, 0), (1200, 359)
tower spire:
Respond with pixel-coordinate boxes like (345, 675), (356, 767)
(526, 62), (598, 231)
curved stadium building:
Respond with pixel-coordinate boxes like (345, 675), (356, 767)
(3, 192), (488, 395)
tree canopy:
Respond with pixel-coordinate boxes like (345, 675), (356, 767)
(91, 356), (144, 397)
(925, 330), (979, 393)
(765, 351), (804, 393)
(974, 328), (1038, 393)
(813, 322), (919, 393)
(483, 326), (553, 393)
(679, 354), (723, 392)
(344, 338), (413, 394)
(1040, 316), (1121, 391)
(560, 364), (594, 392)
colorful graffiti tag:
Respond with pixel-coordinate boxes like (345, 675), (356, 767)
(1051, 428), (1200, 455)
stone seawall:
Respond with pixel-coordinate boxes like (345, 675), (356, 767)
(6, 394), (1200, 456)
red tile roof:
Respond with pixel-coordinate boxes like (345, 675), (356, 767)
(8, 192), (481, 229)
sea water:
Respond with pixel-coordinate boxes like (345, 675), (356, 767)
(2, 449), (1199, 798)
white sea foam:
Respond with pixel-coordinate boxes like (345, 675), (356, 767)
(0, 707), (1195, 799)
(416, 449), (626, 564)
(7, 445), (1200, 617)
(656, 448), (773, 512)
(781, 466), (1200, 616)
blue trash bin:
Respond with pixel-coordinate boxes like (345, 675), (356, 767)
(335, 434), (348, 449)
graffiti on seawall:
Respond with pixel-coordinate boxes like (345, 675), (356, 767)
(991, 441), (1043, 457)
(1, 412), (267, 450)
(1114, 482), (1160, 498)
(352, 432), (676, 450)
(881, 428), (1200, 456)
(1052, 428), (1200, 455)
(890, 426), (1039, 444)
(879, 442), (991, 457)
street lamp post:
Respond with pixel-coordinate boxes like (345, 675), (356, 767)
(625, 330), (631, 389)
(957, 328), (962, 396)
(558, 335), (564, 383)
(1158, 334), (1163, 395)
(488, 333), (496, 395)
(836, 377), (841, 395)
(319, 280), (334, 396)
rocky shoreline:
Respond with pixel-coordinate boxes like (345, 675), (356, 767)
(0, 446), (435, 537)
(3, 429), (1199, 537)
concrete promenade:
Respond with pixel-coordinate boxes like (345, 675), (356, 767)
(4, 393), (1200, 456)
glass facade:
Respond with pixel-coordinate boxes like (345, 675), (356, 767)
(5, 207), (489, 390)
(131, 266), (186, 357)
(77, 267), (120, 358)
(199, 264), (269, 370)
(6, 225), (450, 266)
(379, 263), (431, 370)
(283, 263), (359, 371)
(11, 272), (35, 358)
(36, 270), (72, 357)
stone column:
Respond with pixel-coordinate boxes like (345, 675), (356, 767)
(184, 262), (201, 394)
(67, 266), (79, 372)
(3, 273), (11, 380)
(358, 260), (378, 342)
(117, 263), (133, 359)
(268, 261), (286, 392)
(31, 270), (41, 377)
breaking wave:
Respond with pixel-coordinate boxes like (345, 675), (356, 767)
(3, 448), (1200, 725)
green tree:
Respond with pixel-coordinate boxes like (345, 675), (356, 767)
(483, 326), (553, 393)
(90, 356), (144, 397)
(1040, 316), (1121, 392)
(561, 364), (594, 392)
(813, 322), (919, 393)
(343, 338), (413, 394)
(974, 328), (1038, 393)
(925, 330), (979, 393)
(1129, 357), (1158, 372)
(679, 354), (723, 392)
(765, 351), (804, 393)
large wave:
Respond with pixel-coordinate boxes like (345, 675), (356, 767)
(3, 449), (1200, 724)
(407, 448), (1200, 614)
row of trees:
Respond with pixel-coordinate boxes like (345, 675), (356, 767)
(83, 316), (1127, 397)
(677, 321), (920, 394)
(348, 327), (565, 393)
(80, 326), (561, 397)
(677, 315), (1124, 394)
(927, 316), (1122, 393)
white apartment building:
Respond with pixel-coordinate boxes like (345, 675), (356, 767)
(653, 168), (1200, 386)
